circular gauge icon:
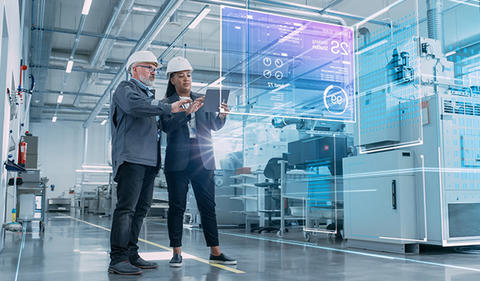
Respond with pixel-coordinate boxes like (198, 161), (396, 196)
(263, 57), (272, 66)
(263, 70), (272, 78)
(323, 85), (348, 115)
(274, 59), (283, 68)
(274, 71), (283, 80)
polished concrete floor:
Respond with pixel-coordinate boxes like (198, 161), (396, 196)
(1, 213), (480, 281)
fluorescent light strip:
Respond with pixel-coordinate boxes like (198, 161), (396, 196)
(82, 0), (93, 15)
(100, 119), (107, 125)
(445, 50), (457, 57)
(132, 6), (157, 13)
(57, 94), (64, 104)
(189, 7), (211, 29)
(66, 60), (74, 73)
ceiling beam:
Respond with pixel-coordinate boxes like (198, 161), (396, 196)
(32, 26), (222, 54)
(30, 64), (118, 75)
(84, 0), (186, 128)
(31, 104), (108, 114)
(33, 90), (102, 98)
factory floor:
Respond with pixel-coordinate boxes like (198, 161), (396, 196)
(1, 213), (480, 281)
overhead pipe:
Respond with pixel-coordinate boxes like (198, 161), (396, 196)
(249, 0), (346, 25)
(30, 64), (118, 75)
(20, 0), (26, 52)
(89, 0), (128, 67)
(36, 0), (46, 65)
(84, 0), (185, 128)
(190, 0), (391, 26)
(30, 117), (103, 123)
(73, 0), (135, 107)
(33, 26), (230, 55)
(32, 104), (108, 113)
(68, 15), (87, 63)
(34, 90), (101, 98)
(57, 9), (89, 120)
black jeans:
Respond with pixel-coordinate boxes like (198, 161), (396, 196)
(165, 141), (219, 248)
(110, 162), (157, 264)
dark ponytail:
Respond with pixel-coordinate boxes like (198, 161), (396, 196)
(165, 76), (176, 98)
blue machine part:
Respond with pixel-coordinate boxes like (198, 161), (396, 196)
(221, 7), (355, 122)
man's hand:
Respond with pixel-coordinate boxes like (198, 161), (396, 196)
(219, 103), (229, 120)
(171, 98), (191, 113)
(186, 96), (205, 115)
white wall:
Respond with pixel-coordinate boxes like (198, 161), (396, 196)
(0, 0), (24, 253)
(30, 121), (109, 199)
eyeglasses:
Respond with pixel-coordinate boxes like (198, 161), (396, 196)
(135, 65), (160, 74)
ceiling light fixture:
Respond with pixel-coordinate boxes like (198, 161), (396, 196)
(66, 60), (74, 73)
(100, 119), (107, 125)
(82, 0), (93, 15)
(57, 94), (64, 104)
(189, 7), (211, 29)
(132, 6), (157, 13)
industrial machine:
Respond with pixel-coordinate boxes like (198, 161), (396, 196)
(47, 198), (71, 212)
(16, 169), (48, 232)
(285, 135), (351, 238)
(343, 37), (480, 252)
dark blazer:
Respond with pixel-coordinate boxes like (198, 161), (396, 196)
(161, 92), (226, 172)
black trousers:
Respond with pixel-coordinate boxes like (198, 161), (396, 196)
(110, 162), (157, 264)
(165, 141), (219, 248)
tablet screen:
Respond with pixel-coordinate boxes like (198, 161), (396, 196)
(203, 89), (230, 112)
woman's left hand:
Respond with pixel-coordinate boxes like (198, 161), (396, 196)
(219, 103), (229, 120)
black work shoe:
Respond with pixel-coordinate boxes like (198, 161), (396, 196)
(169, 253), (183, 267)
(108, 261), (143, 275)
(209, 253), (237, 265)
(130, 255), (158, 269)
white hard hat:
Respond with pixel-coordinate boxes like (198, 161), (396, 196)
(166, 56), (193, 78)
(125, 50), (159, 73)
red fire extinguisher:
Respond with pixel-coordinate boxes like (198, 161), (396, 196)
(18, 141), (27, 167)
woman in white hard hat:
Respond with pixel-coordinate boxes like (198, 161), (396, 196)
(108, 51), (190, 275)
(160, 56), (236, 267)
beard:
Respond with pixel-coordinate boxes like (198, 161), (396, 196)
(139, 75), (154, 87)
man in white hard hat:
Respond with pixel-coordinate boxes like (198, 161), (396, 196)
(108, 50), (191, 275)
(160, 56), (236, 267)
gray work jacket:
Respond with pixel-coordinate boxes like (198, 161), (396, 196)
(110, 79), (171, 181)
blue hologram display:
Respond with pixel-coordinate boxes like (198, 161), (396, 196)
(221, 7), (355, 122)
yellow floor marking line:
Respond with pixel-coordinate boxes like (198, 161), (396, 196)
(66, 216), (245, 274)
